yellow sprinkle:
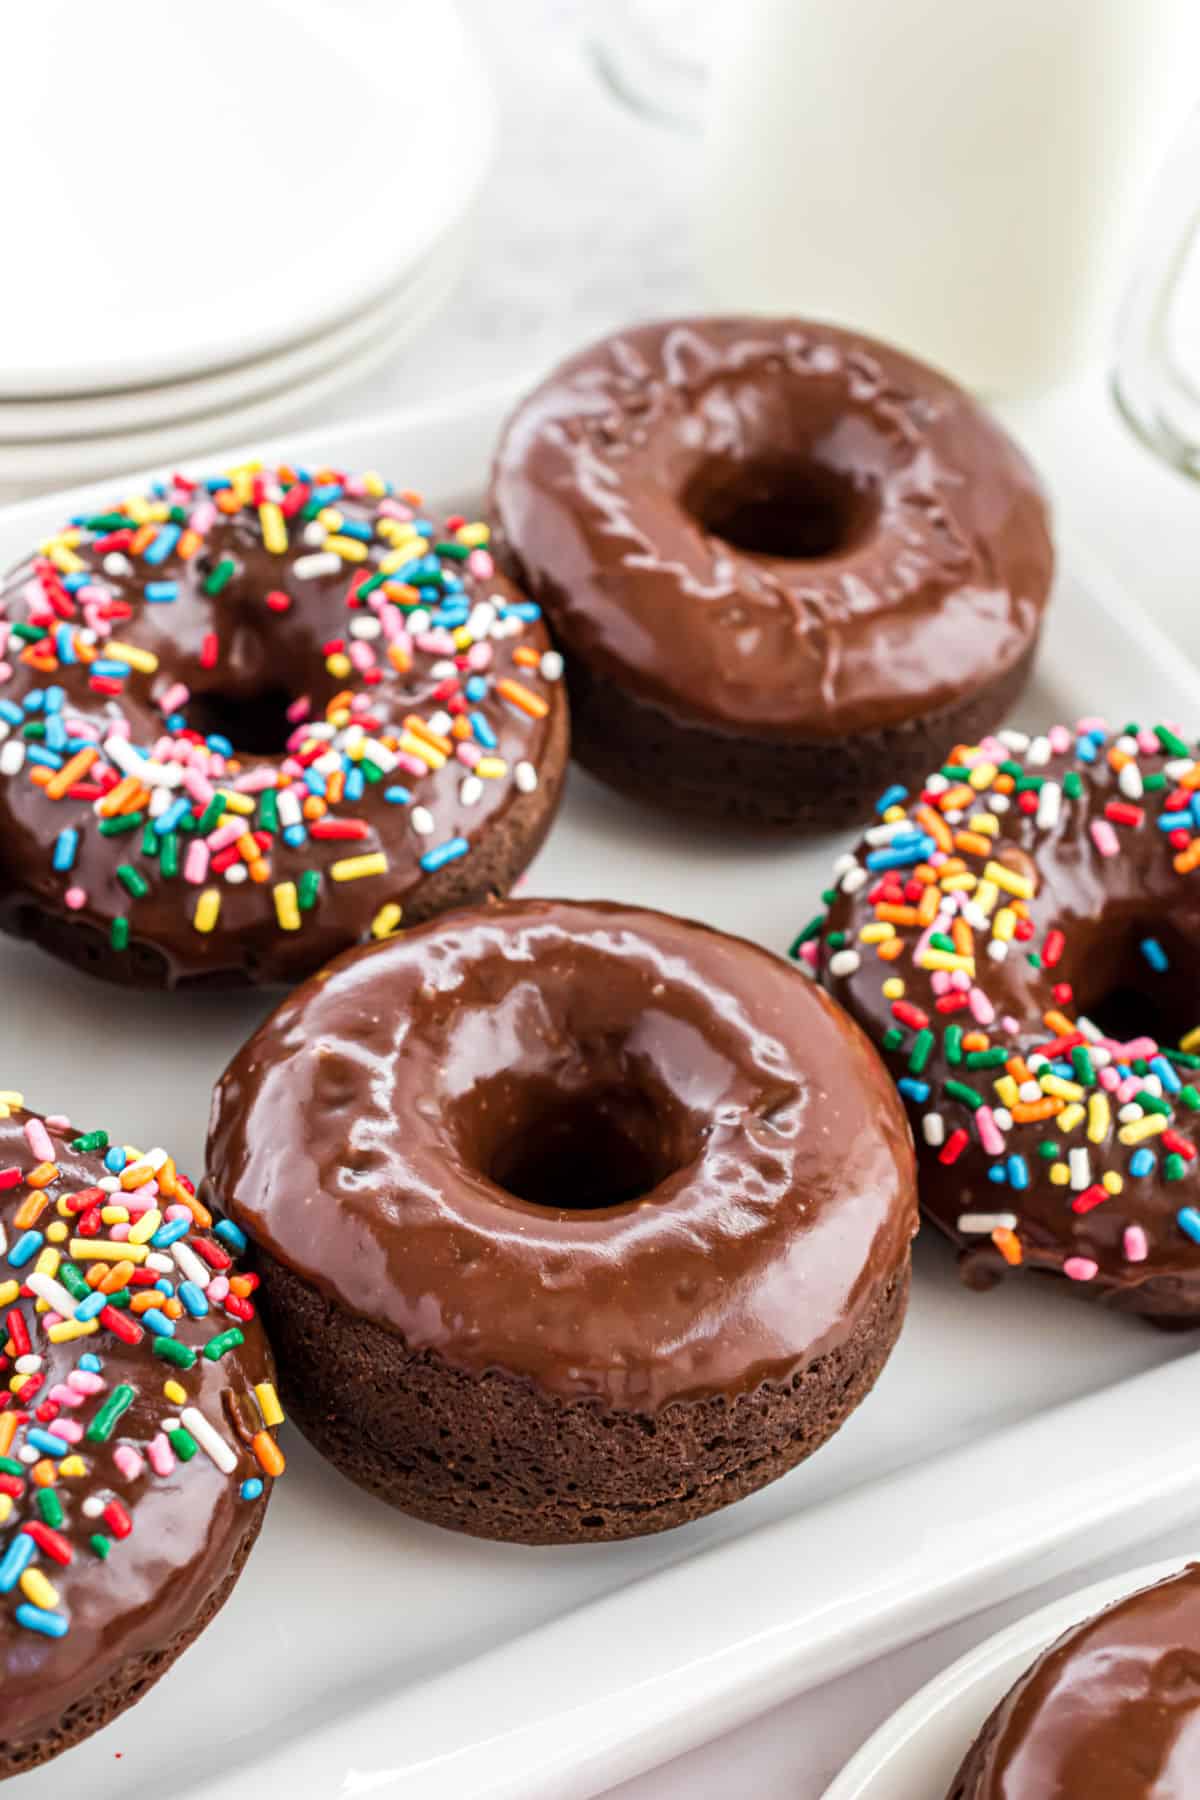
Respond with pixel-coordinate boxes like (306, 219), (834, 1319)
(475, 756), (508, 779)
(919, 950), (976, 976)
(1182, 1026), (1200, 1054)
(316, 505), (343, 530)
(994, 1075), (1020, 1110)
(974, 880), (1000, 918)
(1119, 1113), (1170, 1146)
(859, 922), (895, 944)
(20, 1568), (58, 1610)
(255, 1381), (285, 1427)
(163, 1379), (188, 1406)
(452, 626), (473, 651)
(324, 535), (369, 562)
(455, 521), (489, 547)
(100, 1206), (130, 1226)
(69, 1239), (148, 1263)
(0, 1091), (23, 1109)
(259, 502), (288, 554)
(0, 1495), (11, 1525)
(331, 853), (389, 883)
(1049, 1161), (1070, 1185)
(274, 882), (301, 932)
(0, 1282), (20, 1308)
(58, 1456), (86, 1478)
(363, 471), (387, 498)
(1102, 1171), (1124, 1195)
(1057, 1103), (1086, 1135)
(103, 641), (159, 675)
(45, 1220), (67, 1243)
(1040, 1075), (1084, 1103)
(215, 789), (255, 816)
(939, 873), (976, 892)
(398, 732), (446, 771)
(983, 859), (1035, 901)
(193, 889), (221, 935)
(993, 907), (1017, 942)
(326, 653), (352, 679)
(882, 977), (905, 999)
(1087, 1094), (1111, 1144)
(882, 804), (907, 824)
(371, 902), (403, 940)
(968, 761), (998, 790)
(48, 543), (86, 575)
(47, 1318), (98, 1343)
(967, 813), (1000, 836)
(129, 1208), (162, 1246)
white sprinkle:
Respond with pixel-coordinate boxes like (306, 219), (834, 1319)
(349, 616), (381, 640)
(277, 789), (302, 828)
(406, 609), (432, 635)
(467, 602), (497, 639)
(922, 1113), (946, 1147)
(98, 1175), (119, 1194)
(839, 865), (868, 895)
(27, 1272), (78, 1317)
(1027, 735), (1051, 766)
(1119, 761), (1144, 800)
(13, 1355), (41, 1375)
(411, 807), (435, 837)
(293, 552), (341, 580)
(988, 793), (1011, 814)
(171, 1240), (209, 1287)
(925, 773), (949, 795)
(1068, 1147), (1091, 1190)
(987, 940), (1009, 962)
(1036, 782), (1061, 831)
(17, 1445), (37, 1466)
(827, 949), (861, 978)
(865, 819), (915, 845)
(958, 1211), (1018, 1233)
(1165, 757), (1195, 780)
(181, 1405), (238, 1474)
(225, 863), (248, 885)
(302, 520), (327, 546)
(0, 741), (25, 776)
(831, 852), (857, 876)
(430, 658), (457, 680)
(514, 760), (538, 794)
(427, 710), (452, 739)
(999, 729), (1030, 752)
(459, 776), (483, 807)
(992, 1107), (1014, 1131)
(1018, 1080), (1042, 1103)
(81, 1496), (104, 1517)
(361, 741), (397, 775)
(540, 650), (564, 681)
(102, 552), (133, 577)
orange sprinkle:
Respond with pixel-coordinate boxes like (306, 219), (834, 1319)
(917, 887), (940, 926)
(914, 805), (953, 851)
(961, 1031), (990, 1054)
(301, 795), (327, 821)
(513, 645), (540, 668)
(99, 1261), (136, 1295)
(175, 1188), (212, 1229)
(877, 939), (905, 962)
(45, 746), (98, 800)
(29, 766), (55, 790)
(12, 1192), (48, 1232)
(252, 1431), (286, 1477)
(938, 783), (975, 811)
(26, 1163), (58, 1189)
(177, 528), (201, 560)
(128, 522), (156, 556)
(994, 773), (1015, 793)
(875, 903), (921, 926)
(404, 714), (453, 755)
(451, 715), (471, 740)
(326, 770), (345, 807)
(0, 1415), (17, 1457)
(119, 1162), (155, 1192)
(30, 1460), (57, 1488)
(229, 1275), (254, 1299)
(248, 858), (271, 885)
(1011, 1098), (1064, 1124)
(96, 775), (145, 818)
(992, 1227), (1023, 1266)
(954, 830), (993, 857)
(951, 918), (974, 957)
(495, 677), (549, 719)
(1043, 1009), (1075, 1037)
(216, 488), (242, 514)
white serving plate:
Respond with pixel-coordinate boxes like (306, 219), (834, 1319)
(2, 388), (1200, 1800)
(823, 1555), (1193, 1797)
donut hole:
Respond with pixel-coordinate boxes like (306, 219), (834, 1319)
(183, 685), (297, 756)
(1070, 915), (1200, 1050)
(483, 1082), (701, 1213)
(684, 455), (878, 560)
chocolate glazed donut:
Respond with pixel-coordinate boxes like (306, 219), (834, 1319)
(949, 1563), (1200, 1798)
(206, 898), (918, 1544)
(491, 317), (1053, 828)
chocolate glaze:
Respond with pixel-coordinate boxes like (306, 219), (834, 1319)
(953, 1564), (1200, 1798)
(0, 472), (567, 988)
(0, 1105), (277, 1752)
(491, 317), (1053, 739)
(206, 899), (918, 1409)
(820, 728), (1200, 1318)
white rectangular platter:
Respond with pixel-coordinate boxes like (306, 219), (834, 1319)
(3, 386), (1200, 1800)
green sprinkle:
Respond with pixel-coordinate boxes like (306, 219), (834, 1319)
(153, 1336), (197, 1371)
(356, 569), (387, 599)
(140, 821), (157, 857)
(434, 540), (470, 560)
(86, 1383), (135, 1444)
(297, 869), (321, 913)
(908, 1029), (934, 1074)
(1165, 1152), (1188, 1182)
(21, 722), (45, 742)
(204, 1327), (245, 1362)
(882, 1027), (905, 1052)
(196, 796), (225, 835)
(929, 932), (956, 953)
(36, 1488), (63, 1529)
(945, 1079), (983, 1111)
(1145, 771), (1168, 792)
(999, 760), (1025, 779)
(84, 511), (134, 531)
(966, 1048), (1008, 1069)
(1015, 774), (1045, 792)
(1140, 1092), (1173, 1117)
(788, 917), (825, 957)
(159, 833), (180, 880)
(259, 788), (279, 835)
(1038, 1139), (1060, 1160)
(820, 888), (838, 906)
(1071, 1046), (1096, 1086)
(71, 1131), (108, 1153)
(1156, 724), (1190, 757)
(942, 764), (971, 780)
(1167, 1049), (1200, 1069)
(825, 930), (846, 949)
(0, 1456), (24, 1479)
(110, 917), (130, 952)
(9, 622), (46, 643)
(203, 555), (237, 596)
(1063, 770), (1083, 799)
(116, 863), (150, 900)
(56, 1261), (89, 1301)
(97, 812), (144, 837)
(1180, 1085), (1200, 1112)
(945, 1025), (964, 1065)
(89, 1534), (112, 1559)
(167, 1426), (198, 1462)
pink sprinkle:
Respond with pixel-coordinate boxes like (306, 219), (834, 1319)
(1075, 715), (1107, 734)
(114, 1445), (145, 1481)
(968, 987), (995, 1025)
(0, 662), (10, 683)
(159, 682), (190, 715)
(109, 1223), (131, 1242)
(48, 1384), (83, 1408)
(466, 641), (492, 671)
(1048, 724), (1072, 752)
(1138, 727), (1161, 754)
(189, 501), (217, 534)
(1124, 1225), (1149, 1263)
(976, 1106), (1005, 1156)
(64, 886), (87, 911)
(930, 969), (951, 995)
(207, 1275), (230, 1303)
(52, 1418), (82, 1444)
(206, 821), (244, 853)
(1122, 1038), (1160, 1061)
(799, 940), (819, 970)
(67, 1369), (104, 1395)
(1090, 819), (1120, 857)
(183, 840), (210, 885)
(456, 742), (482, 769)
(416, 629), (456, 656)
(467, 548), (494, 580)
(183, 768), (214, 806)
(24, 1117), (54, 1163)
(951, 969), (971, 992)
(394, 751), (430, 780)
(44, 1114), (70, 1131)
(286, 696), (311, 723)
(231, 767), (277, 793)
(148, 1433), (175, 1477)
(378, 497), (413, 521)
(1098, 1065), (1121, 1092)
(1064, 1256), (1099, 1282)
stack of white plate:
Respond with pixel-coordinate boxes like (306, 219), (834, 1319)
(0, 0), (495, 497)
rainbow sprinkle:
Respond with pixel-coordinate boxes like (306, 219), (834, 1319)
(0, 1095), (283, 1643)
(802, 720), (1200, 1282)
(0, 463), (561, 967)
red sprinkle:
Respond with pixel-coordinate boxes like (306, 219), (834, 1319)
(102, 1499), (133, 1539)
(1071, 1184), (1109, 1214)
(939, 1128), (969, 1166)
(22, 1521), (72, 1564)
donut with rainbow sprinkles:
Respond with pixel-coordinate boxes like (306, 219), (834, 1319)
(0, 460), (568, 989)
(808, 716), (1200, 1321)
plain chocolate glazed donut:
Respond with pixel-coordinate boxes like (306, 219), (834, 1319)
(206, 897), (918, 1543)
(491, 316), (1054, 828)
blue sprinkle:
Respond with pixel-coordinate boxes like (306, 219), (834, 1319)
(1075, 735), (1097, 762)
(987, 1164), (1007, 1184)
(1130, 1147), (1157, 1177)
(155, 1277), (174, 1296)
(74, 1290), (106, 1321)
(7, 1230), (43, 1268)
(79, 1353), (101, 1373)
(464, 676), (488, 703)
(502, 601), (541, 622)
(337, 519), (373, 542)
(15, 1603), (68, 1639)
(145, 580), (178, 603)
(90, 659), (131, 680)
(55, 626), (76, 664)
(205, 735), (234, 758)
(303, 769), (327, 797)
(420, 837), (470, 874)
(865, 835), (936, 872)
(61, 572), (89, 591)
(0, 1535), (36, 1593)
(282, 824), (307, 849)
(1159, 811), (1192, 832)
(1141, 937), (1169, 973)
(214, 1218), (248, 1255)
(44, 686), (64, 713)
(44, 714), (68, 752)
(154, 797), (190, 836)
(1007, 1155), (1030, 1190)
(470, 711), (497, 750)
(308, 483), (342, 507)
(0, 700), (22, 726)
(876, 784), (908, 813)
(143, 523), (181, 566)
(383, 785), (412, 806)
(897, 1077), (930, 1102)
(25, 1427), (69, 1458)
(179, 1281), (209, 1318)
(344, 766), (364, 803)
(22, 691), (45, 714)
(241, 1477), (264, 1502)
(52, 829), (78, 872)
(1178, 1206), (1200, 1245)
(1151, 1055), (1182, 1095)
(104, 1147), (127, 1173)
(150, 1218), (190, 1250)
(140, 1307), (175, 1339)
(25, 746), (63, 770)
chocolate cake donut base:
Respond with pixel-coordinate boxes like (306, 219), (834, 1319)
(0, 1504), (264, 1779)
(250, 1258), (909, 1544)
(562, 644), (1038, 830)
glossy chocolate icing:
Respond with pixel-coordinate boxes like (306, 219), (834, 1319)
(0, 469), (566, 988)
(491, 317), (1053, 739)
(207, 899), (918, 1409)
(953, 1564), (1200, 1798)
(0, 1103), (278, 1752)
(819, 724), (1200, 1317)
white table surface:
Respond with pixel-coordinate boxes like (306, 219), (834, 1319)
(210, 3), (1200, 1791)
